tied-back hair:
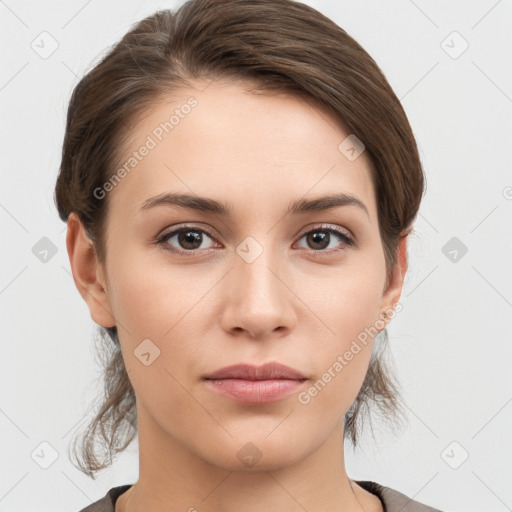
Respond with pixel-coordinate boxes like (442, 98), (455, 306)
(55, 0), (424, 477)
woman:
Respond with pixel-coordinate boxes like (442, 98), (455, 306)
(55, 0), (444, 510)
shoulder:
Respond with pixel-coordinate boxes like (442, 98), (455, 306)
(77, 485), (132, 512)
(80, 481), (445, 512)
(355, 480), (444, 512)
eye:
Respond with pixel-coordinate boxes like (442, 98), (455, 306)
(295, 225), (355, 254)
(155, 226), (218, 255)
(154, 223), (355, 257)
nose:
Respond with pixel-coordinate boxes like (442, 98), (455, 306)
(219, 240), (297, 339)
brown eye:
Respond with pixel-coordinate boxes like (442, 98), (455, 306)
(157, 226), (217, 254)
(296, 226), (354, 253)
(176, 230), (204, 250)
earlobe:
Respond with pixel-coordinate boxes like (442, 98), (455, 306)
(66, 212), (116, 328)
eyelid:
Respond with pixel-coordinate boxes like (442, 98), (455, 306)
(298, 223), (354, 241)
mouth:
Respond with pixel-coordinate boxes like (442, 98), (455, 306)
(202, 362), (307, 404)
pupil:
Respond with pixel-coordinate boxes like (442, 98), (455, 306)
(309, 231), (329, 250)
(180, 231), (202, 250)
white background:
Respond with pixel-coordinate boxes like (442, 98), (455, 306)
(1, 1), (511, 511)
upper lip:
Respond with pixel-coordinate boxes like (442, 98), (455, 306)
(203, 362), (306, 381)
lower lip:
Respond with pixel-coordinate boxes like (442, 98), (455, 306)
(203, 378), (306, 404)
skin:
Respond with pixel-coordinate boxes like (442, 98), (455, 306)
(67, 78), (407, 512)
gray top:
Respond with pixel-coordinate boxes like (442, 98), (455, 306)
(78, 480), (444, 511)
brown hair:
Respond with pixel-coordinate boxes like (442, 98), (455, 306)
(55, 0), (424, 478)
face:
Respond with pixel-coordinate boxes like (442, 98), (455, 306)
(69, 79), (406, 472)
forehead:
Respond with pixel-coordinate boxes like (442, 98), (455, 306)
(107, 80), (377, 222)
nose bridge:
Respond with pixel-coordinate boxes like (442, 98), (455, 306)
(222, 233), (294, 337)
(235, 233), (283, 301)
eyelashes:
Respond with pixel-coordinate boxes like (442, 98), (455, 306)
(154, 224), (355, 257)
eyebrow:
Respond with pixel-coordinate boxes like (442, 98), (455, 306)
(139, 191), (369, 217)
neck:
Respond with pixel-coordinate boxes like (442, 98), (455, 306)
(116, 401), (382, 512)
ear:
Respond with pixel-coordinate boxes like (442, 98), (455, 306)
(66, 212), (116, 328)
(379, 234), (408, 322)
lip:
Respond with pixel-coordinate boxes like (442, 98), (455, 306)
(203, 362), (306, 380)
(202, 362), (307, 404)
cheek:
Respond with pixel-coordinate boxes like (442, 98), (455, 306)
(295, 258), (385, 404)
(107, 250), (200, 341)
(107, 254), (217, 397)
(295, 254), (386, 343)
(109, 262), (203, 430)
(294, 291), (379, 438)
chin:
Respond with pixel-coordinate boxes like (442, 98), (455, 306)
(200, 435), (310, 472)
